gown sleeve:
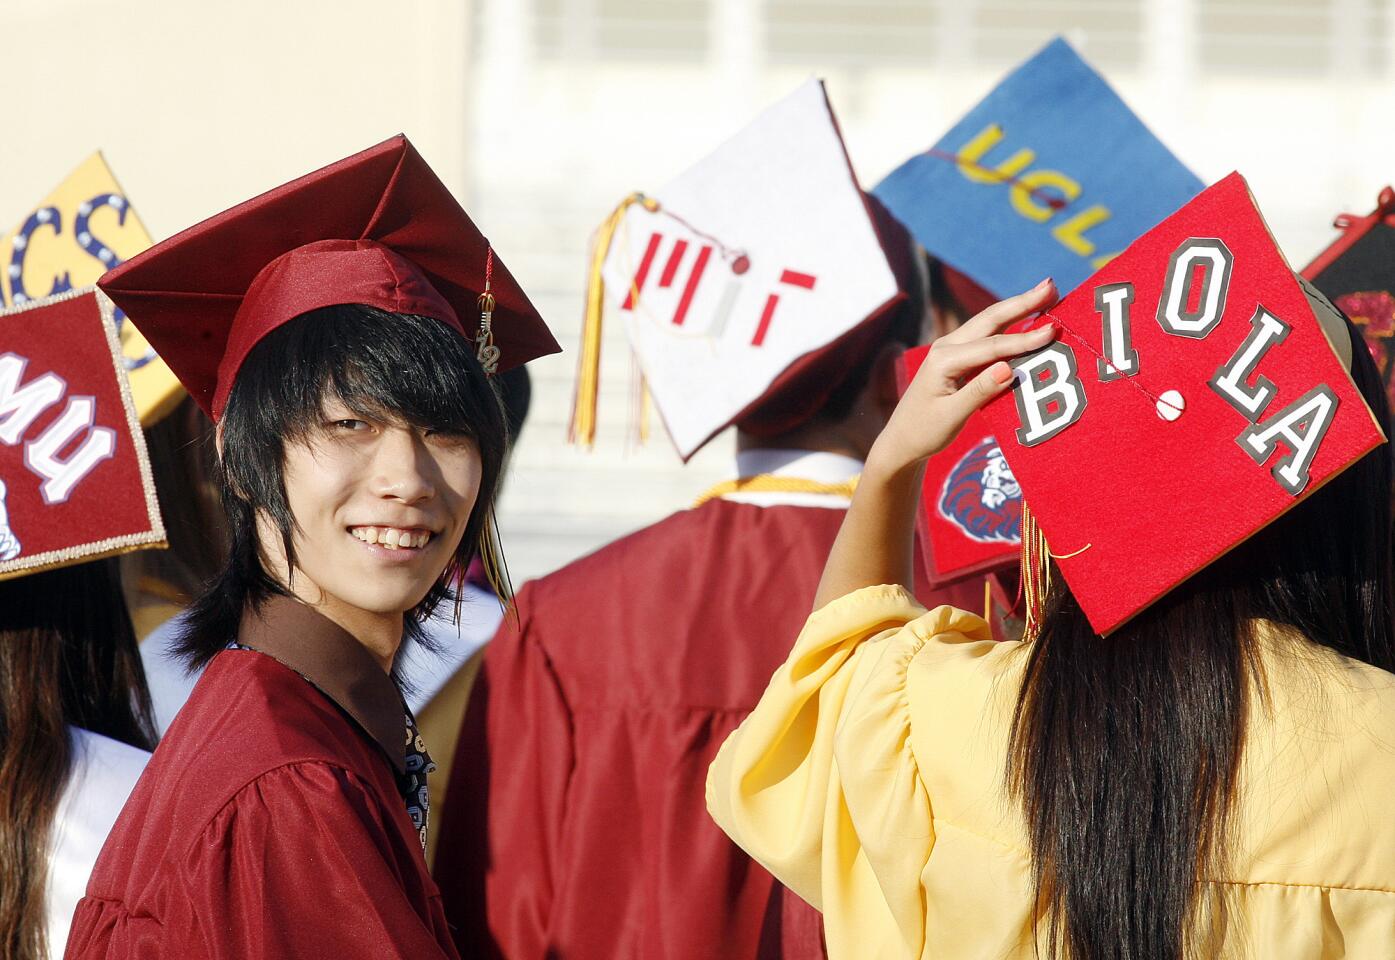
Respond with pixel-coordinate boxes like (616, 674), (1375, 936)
(432, 591), (575, 960)
(182, 761), (454, 960)
(706, 584), (992, 959)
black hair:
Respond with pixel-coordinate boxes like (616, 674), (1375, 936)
(495, 365), (532, 445)
(1008, 316), (1395, 959)
(177, 304), (510, 668)
(122, 394), (226, 605)
(814, 261), (928, 423)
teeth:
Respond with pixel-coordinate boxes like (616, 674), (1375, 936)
(351, 526), (431, 550)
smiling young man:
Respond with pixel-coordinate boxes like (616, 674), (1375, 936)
(63, 137), (558, 960)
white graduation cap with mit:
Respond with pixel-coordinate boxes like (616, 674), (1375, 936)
(600, 79), (900, 459)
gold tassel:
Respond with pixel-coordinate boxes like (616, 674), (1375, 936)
(639, 376), (652, 445)
(569, 192), (659, 448)
(1019, 503), (1052, 642)
(477, 511), (512, 605)
(628, 356), (652, 449)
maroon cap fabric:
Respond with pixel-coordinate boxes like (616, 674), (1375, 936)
(98, 135), (559, 420)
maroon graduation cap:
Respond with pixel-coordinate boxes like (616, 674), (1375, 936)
(981, 172), (1384, 635)
(0, 288), (165, 579)
(98, 135), (560, 421)
(898, 345), (1022, 587)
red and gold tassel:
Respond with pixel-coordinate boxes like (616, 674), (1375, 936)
(476, 246), (500, 374)
(1019, 503), (1052, 642)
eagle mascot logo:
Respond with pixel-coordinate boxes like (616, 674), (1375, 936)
(938, 437), (1022, 544)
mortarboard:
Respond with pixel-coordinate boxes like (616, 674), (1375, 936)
(734, 193), (924, 438)
(98, 135), (560, 421)
(874, 36), (1203, 302)
(570, 79), (906, 460)
(981, 172), (1384, 636)
(0, 153), (186, 426)
(0, 287), (165, 580)
(1302, 186), (1395, 414)
(899, 345), (1022, 587)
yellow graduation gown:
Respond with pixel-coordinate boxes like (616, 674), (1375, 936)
(708, 585), (1395, 958)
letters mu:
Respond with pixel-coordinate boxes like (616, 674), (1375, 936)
(0, 352), (116, 504)
(1010, 237), (1340, 497)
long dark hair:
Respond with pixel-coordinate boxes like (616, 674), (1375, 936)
(177, 304), (510, 668)
(0, 560), (157, 960)
(1007, 319), (1395, 960)
(123, 394), (227, 603)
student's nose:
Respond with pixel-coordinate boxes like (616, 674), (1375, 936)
(368, 427), (436, 504)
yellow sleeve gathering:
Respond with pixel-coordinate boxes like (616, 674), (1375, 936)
(708, 586), (1395, 960)
(706, 585), (995, 958)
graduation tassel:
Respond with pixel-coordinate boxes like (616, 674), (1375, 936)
(477, 509), (513, 604)
(570, 192), (659, 448)
(639, 375), (652, 445)
(1019, 503), (1051, 643)
(477, 246), (500, 374)
(626, 352), (652, 450)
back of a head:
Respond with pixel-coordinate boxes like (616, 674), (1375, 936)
(1008, 317), (1394, 960)
(735, 195), (928, 439)
(0, 560), (155, 960)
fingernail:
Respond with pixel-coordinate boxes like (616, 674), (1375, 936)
(1034, 277), (1053, 291)
(991, 361), (1013, 384)
(1013, 366), (1029, 387)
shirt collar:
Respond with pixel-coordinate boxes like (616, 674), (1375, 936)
(732, 448), (864, 485)
(238, 595), (407, 774)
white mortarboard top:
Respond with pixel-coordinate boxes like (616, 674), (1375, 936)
(572, 79), (902, 460)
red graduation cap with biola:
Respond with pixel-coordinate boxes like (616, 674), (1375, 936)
(0, 288), (165, 580)
(979, 172), (1385, 636)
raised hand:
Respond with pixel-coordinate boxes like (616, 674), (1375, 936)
(812, 279), (1059, 609)
(868, 278), (1059, 479)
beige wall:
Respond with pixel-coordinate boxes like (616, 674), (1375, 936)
(0, 0), (471, 240)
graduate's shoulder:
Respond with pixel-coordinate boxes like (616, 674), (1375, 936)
(154, 649), (396, 808)
(89, 650), (402, 901)
(521, 498), (840, 609)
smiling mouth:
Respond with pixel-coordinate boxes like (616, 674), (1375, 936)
(348, 526), (434, 551)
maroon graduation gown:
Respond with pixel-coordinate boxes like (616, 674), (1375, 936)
(65, 597), (458, 960)
(433, 496), (982, 959)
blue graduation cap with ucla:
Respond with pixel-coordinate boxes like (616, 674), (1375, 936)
(874, 37), (1203, 299)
